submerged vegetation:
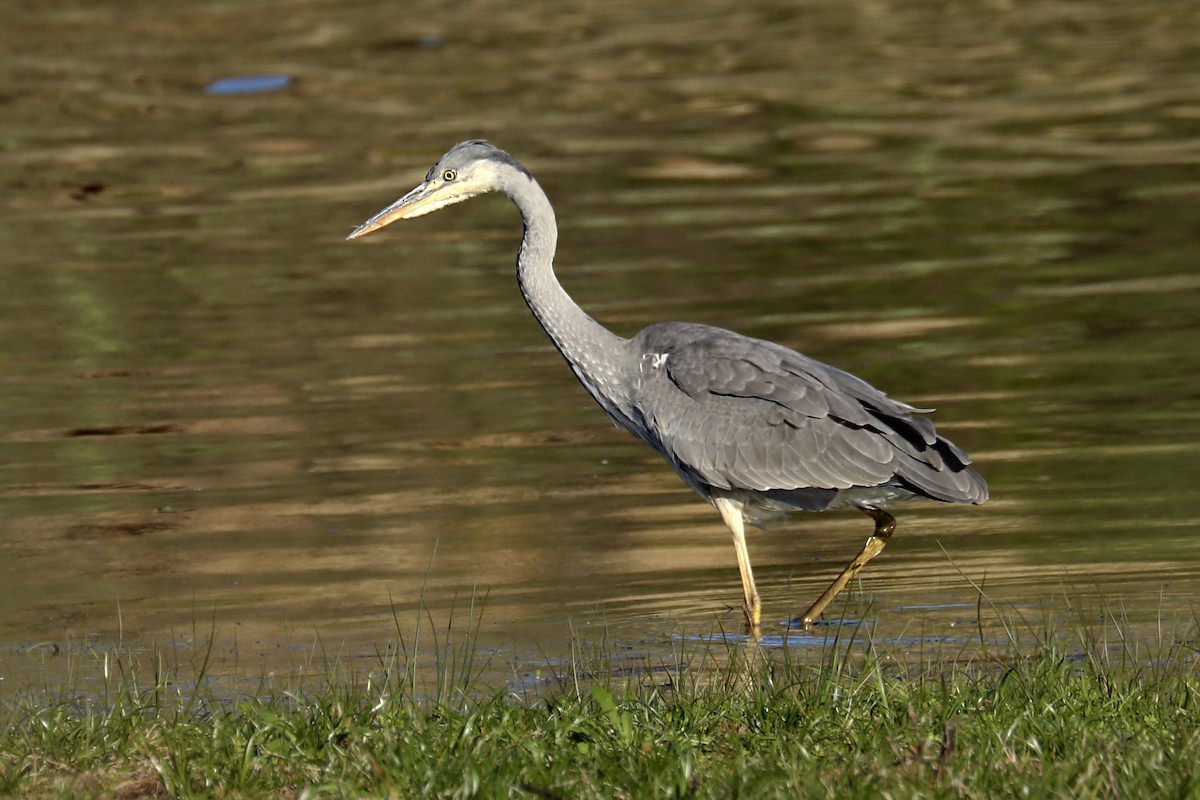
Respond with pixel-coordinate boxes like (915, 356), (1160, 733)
(3, 603), (1200, 799)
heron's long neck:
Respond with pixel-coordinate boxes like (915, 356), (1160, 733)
(505, 173), (628, 404)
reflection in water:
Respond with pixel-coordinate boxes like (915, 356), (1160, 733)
(2, 0), (1199, 691)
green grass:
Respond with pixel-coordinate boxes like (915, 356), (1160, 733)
(4, 607), (1200, 799)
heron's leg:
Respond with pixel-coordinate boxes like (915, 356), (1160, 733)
(798, 505), (896, 630)
(714, 497), (761, 632)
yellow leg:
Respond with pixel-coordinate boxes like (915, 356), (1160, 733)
(798, 505), (896, 630)
(714, 497), (761, 633)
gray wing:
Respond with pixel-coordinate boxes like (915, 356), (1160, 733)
(626, 322), (986, 506)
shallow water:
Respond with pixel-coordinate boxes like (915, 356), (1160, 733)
(2, 0), (1199, 693)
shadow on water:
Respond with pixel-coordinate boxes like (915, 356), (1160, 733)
(2, 0), (1199, 693)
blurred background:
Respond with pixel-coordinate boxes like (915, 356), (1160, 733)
(2, 0), (1198, 689)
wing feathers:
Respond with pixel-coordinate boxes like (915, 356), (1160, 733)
(631, 323), (985, 505)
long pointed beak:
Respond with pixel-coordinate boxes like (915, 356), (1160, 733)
(346, 181), (433, 240)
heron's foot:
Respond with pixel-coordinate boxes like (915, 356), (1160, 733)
(797, 506), (896, 630)
(743, 596), (762, 637)
(715, 496), (763, 640)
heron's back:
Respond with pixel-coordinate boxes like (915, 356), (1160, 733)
(617, 322), (987, 514)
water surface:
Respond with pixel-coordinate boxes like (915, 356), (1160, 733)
(2, 0), (1199, 692)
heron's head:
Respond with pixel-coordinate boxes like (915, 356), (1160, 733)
(347, 140), (528, 240)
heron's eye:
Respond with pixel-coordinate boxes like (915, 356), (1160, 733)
(442, 169), (457, 182)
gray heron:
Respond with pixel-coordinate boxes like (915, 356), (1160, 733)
(348, 140), (987, 632)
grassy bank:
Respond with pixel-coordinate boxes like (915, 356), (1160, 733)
(3, 618), (1200, 799)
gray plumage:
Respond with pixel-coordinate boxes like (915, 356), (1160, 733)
(626, 322), (986, 513)
(348, 140), (987, 631)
